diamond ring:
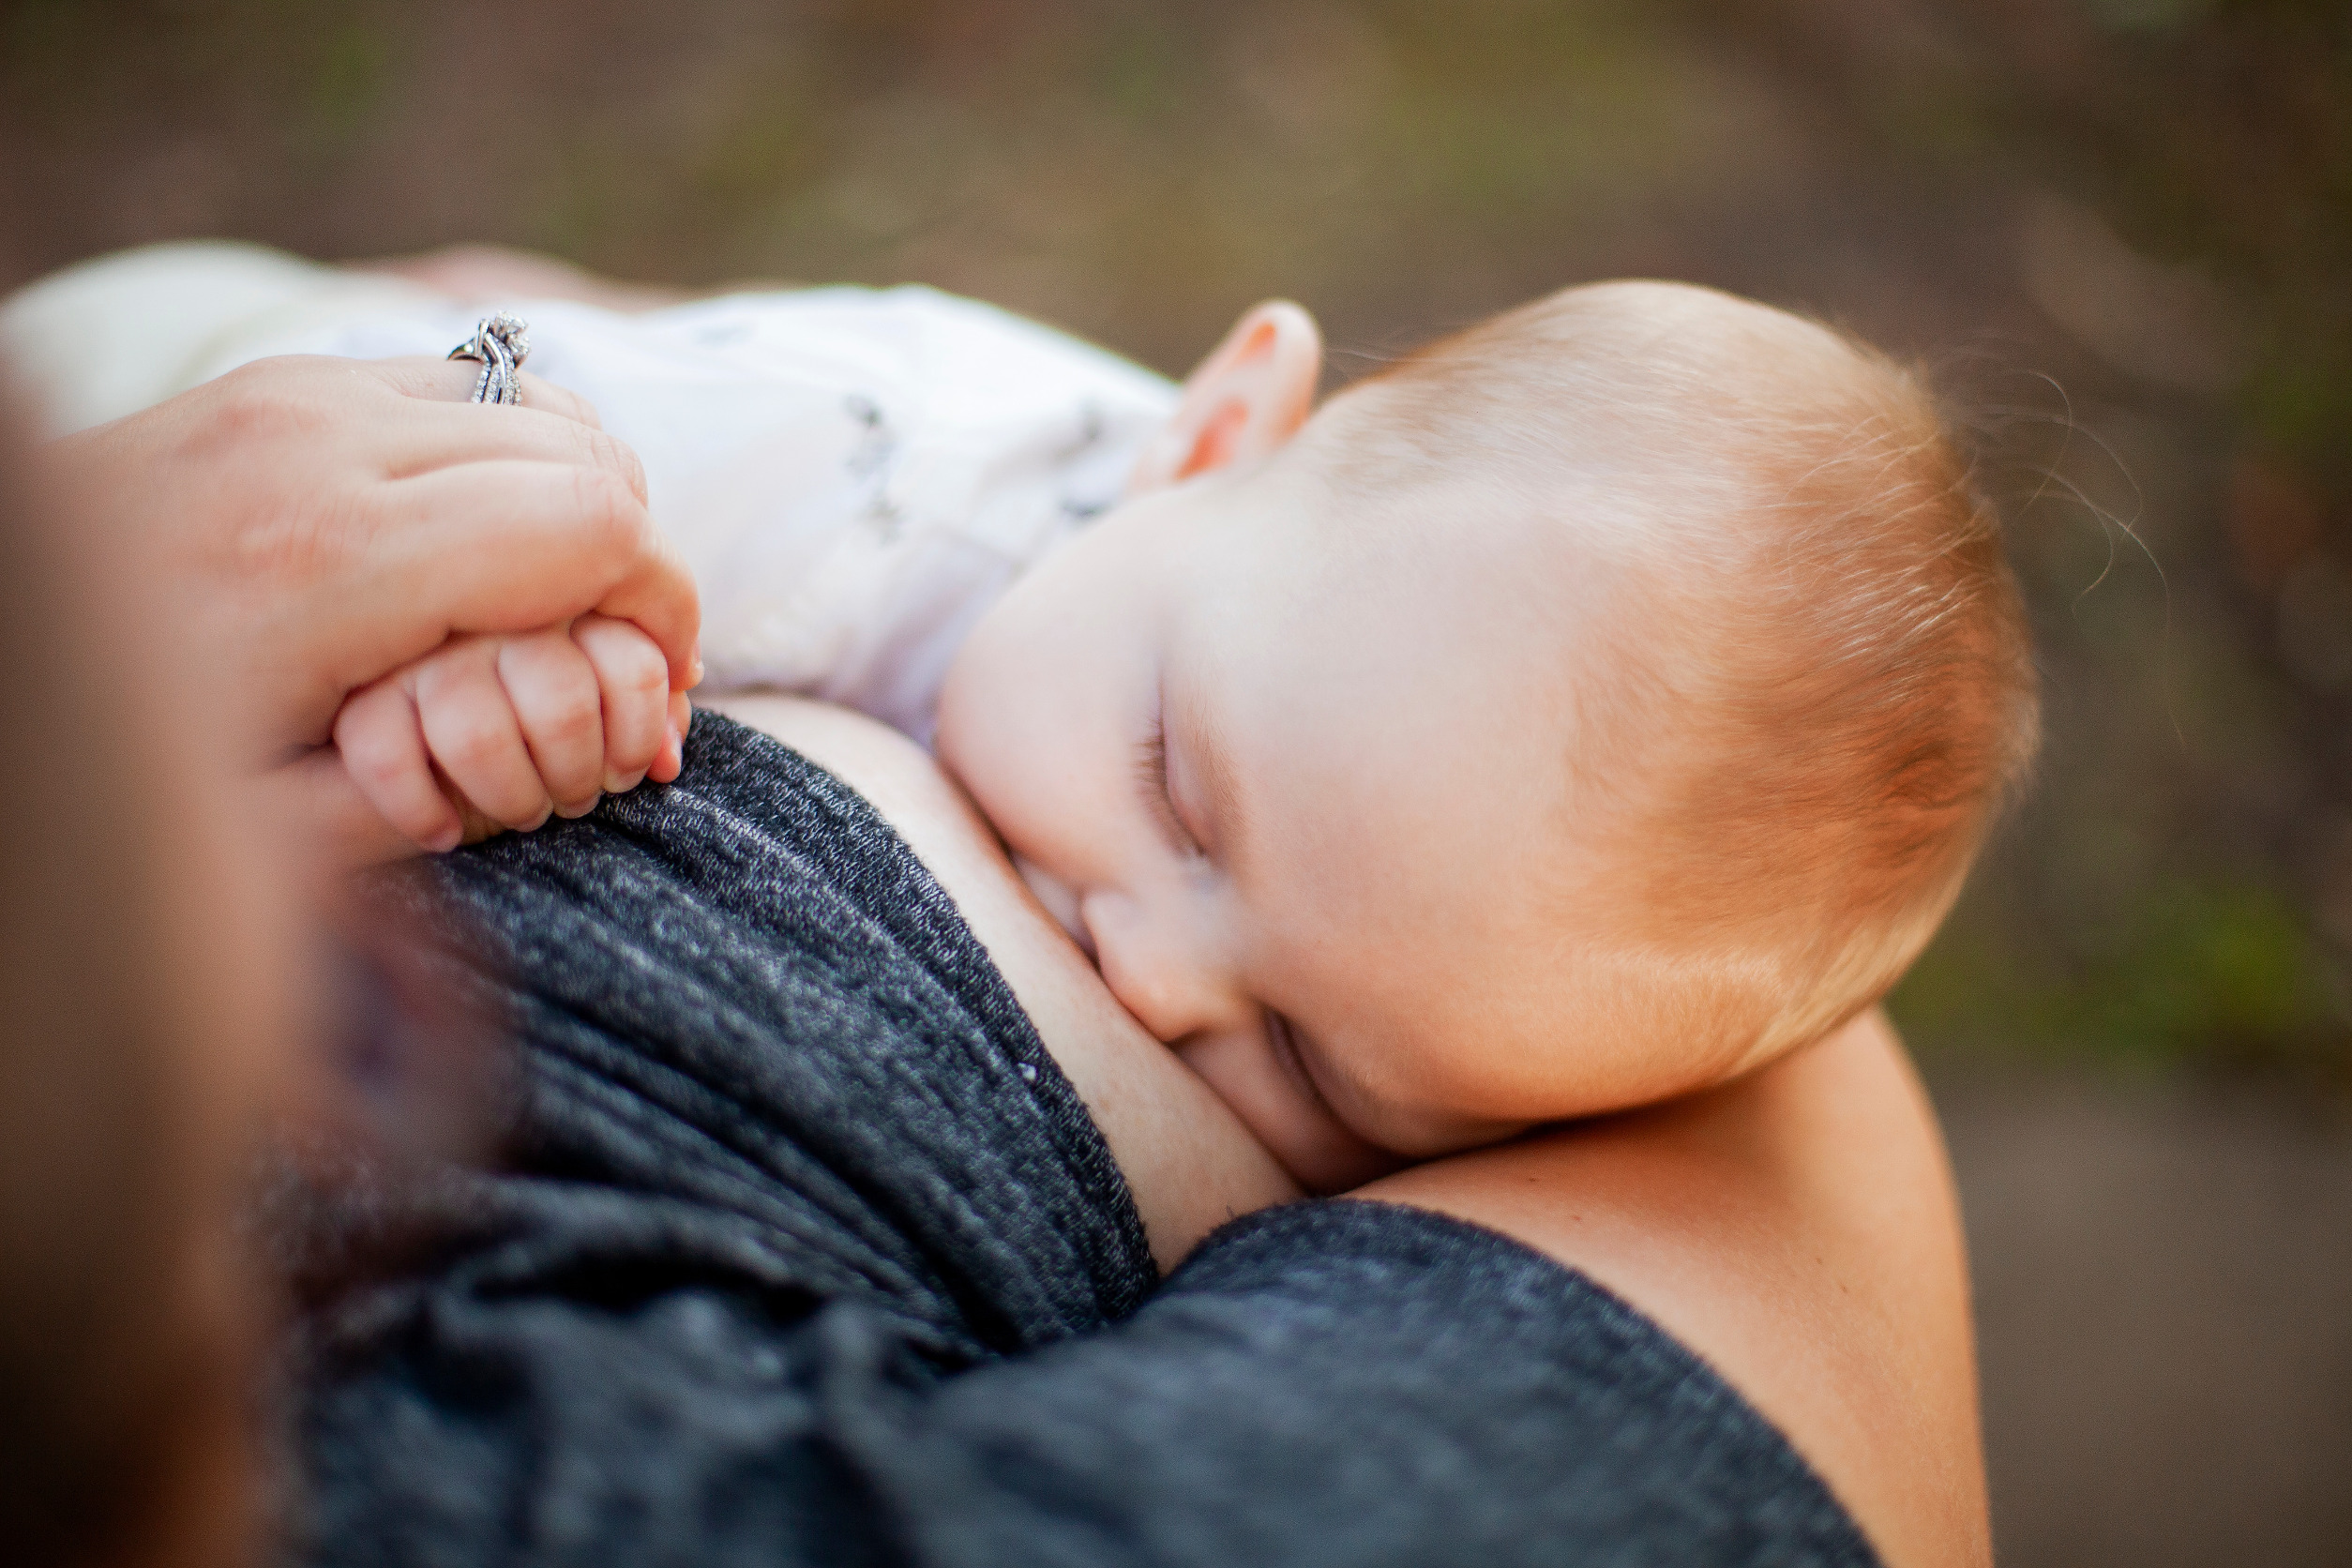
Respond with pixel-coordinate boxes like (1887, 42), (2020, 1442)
(446, 312), (531, 405)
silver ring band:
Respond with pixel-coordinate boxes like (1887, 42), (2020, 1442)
(447, 312), (531, 406)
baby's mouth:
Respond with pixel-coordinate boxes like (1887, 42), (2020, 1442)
(1013, 854), (1095, 960)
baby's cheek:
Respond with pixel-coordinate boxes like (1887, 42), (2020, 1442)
(933, 682), (1028, 828)
(938, 667), (1123, 892)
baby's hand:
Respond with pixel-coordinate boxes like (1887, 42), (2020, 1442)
(334, 615), (688, 853)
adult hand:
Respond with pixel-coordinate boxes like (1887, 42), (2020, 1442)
(53, 354), (701, 864)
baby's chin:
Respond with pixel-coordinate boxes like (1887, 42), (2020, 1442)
(1175, 1027), (1412, 1195)
(1335, 1097), (1543, 1172)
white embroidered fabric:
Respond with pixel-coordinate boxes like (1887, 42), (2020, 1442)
(3, 243), (1178, 741)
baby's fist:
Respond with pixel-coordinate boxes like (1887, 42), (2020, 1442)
(334, 615), (687, 854)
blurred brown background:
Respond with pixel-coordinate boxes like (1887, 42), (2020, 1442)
(3, 1), (2346, 1561)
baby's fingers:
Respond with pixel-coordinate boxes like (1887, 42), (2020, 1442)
(334, 676), (465, 853)
(665, 687), (693, 782)
(494, 627), (606, 815)
(415, 639), (554, 832)
(571, 614), (671, 793)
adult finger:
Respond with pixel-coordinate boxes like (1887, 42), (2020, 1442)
(333, 678), (465, 852)
(251, 748), (427, 870)
(255, 747), (504, 866)
(371, 399), (649, 505)
(356, 459), (701, 692)
(571, 613), (668, 794)
(495, 626), (606, 814)
(415, 639), (553, 832)
(362, 355), (606, 429)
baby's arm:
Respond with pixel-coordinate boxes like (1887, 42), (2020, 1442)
(335, 615), (686, 853)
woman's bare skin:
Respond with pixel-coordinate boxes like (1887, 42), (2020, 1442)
(714, 692), (1989, 1568)
(1365, 1016), (1987, 1568)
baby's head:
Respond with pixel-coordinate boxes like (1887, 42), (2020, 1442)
(937, 280), (2038, 1192)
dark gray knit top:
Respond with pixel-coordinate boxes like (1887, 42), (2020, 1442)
(290, 715), (1878, 1568)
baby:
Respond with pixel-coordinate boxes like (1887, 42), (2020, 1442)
(3, 245), (2038, 1191)
(935, 283), (2040, 1188)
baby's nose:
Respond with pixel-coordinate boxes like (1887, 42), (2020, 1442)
(1080, 888), (1246, 1045)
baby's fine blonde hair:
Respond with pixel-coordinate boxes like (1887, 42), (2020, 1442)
(1324, 280), (2040, 1079)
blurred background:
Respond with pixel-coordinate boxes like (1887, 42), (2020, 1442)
(2, 1), (2345, 1560)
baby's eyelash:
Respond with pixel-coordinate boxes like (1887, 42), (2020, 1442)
(1134, 714), (1200, 856)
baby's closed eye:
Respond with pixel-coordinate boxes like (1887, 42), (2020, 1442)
(1134, 711), (1203, 859)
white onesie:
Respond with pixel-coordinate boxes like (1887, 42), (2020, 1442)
(1, 242), (1179, 743)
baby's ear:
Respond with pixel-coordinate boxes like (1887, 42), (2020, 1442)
(1126, 300), (1322, 495)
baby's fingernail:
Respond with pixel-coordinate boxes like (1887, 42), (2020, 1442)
(555, 794), (600, 819)
(688, 648), (705, 687)
(522, 799), (554, 832)
(427, 825), (463, 853)
(604, 768), (646, 795)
